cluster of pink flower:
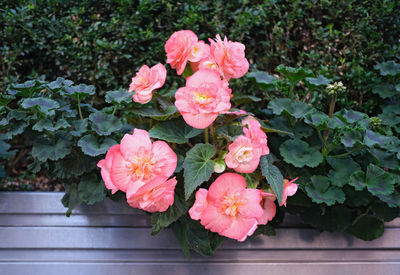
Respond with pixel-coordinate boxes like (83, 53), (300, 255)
(98, 30), (298, 242)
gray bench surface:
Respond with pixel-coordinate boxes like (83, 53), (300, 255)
(1, 192), (399, 275)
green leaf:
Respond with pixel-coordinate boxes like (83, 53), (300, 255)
(374, 61), (400, 76)
(78, 175), (106, 205)
(130, 105), (177, 120)
(275, 65), (313, 83)
(184, 218), (214, 256)
(363, 129), (392, 148)
(70, 119), (89, 137)
(105, 89), (131, 104)
(0, 140), (15, 158)
(244, 173), (260, 189)
(379, 104), (400, 127)
(232, 95), (261, 105)
(377, 192), (400, 208)
(55, 153), (97, 178)
(304, 112), (331, 130)
(33, 119), (70, 132)
(62, 183), (82, 217)
(0, 94), (15, 106)
(268, 98), (315, 119)
(370, 148), (400, 169)
(305, 75), (331, 87)
(171, 220), (191, 259)
(149, 119), (203, 144)
(21, 97), (60, 115)
(217, 124), (243, 141)
(372, 84), (398, 98)
(280, 139), (323, 168)
(151, 192), (189, 235)
(335, 109), (368, 124)
(349, 164), (394, 195)
(78, 134), (117, 156)
(260, 155), (284, 205)
(183, 143), (216, 200)
(63, 84), (95, 100)
(371, 202), (399, 222)
(47, 77), (74, 90)
(300, 205), (352, 232)
(32, 137), (72, 162)
(7, 80), (45, 97)
(347, 217), (384, 241)
(247, 71), (277, 88)
(305, 176), (345, 206)
(340, 129), (362, 147)
(327, 157), (361, 187)
(89, 112), (123, 136)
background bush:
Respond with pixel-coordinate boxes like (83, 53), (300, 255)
(1, 0), (399, 113)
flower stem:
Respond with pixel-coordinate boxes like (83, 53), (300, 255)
(323, 94), (336, 143)
(205, 127), (209, 143)
(112, 105), (118, 115)
(77, 94), (83, 120)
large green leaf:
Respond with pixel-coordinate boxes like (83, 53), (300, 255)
(0, 94), (15, 106)
(305, 75), (331, 87)
(149, 119), (203, 144)
(217, 124), (243, 141)
(7, 80), (45, 97)
(70, 119), (89, 137)
(268, 98), (315, 119)
(183, 143), (216, 200)
(21, 97), (60, 115)
(327, 157), (361, 187)
(105, 89), (132, 104)
(371, 202), (399, 222)
(130, 105), (177, 121)
(300, 205), (352, 232)
(78, 175), (106, 205)
(63, 84), (96, 100)
(340, 129), (362, 147)
(55, 152), (97, 178)
(32, 119), (70, 132)
(374, 60), (400, 76)
(275, 65), (313, 83)
(334, 109), (368, 124)
(47, 77), (74, 90)
(61, 183), (82, 217)
(151, 192), (189, 235)
(184, 218), (214, 256)
(247, 71), (277, 88)
(280, 139), (323, 168)
(89, 112), (123, 136)
(379, 104), (400, 127)
(363, 129), (392, 148)
(349, 164), (394, 195)
(171, 220), (191, 259)
(305, 176), (346, 206)
(372, 84), (398, 98)
(377, 192), (400, 208)
(232, 95), (261, 105)
(260, 155), (284, 205)
(347, 216), (384, 241)
(78, 134), (117, 156)
(32, 137), (72, 162)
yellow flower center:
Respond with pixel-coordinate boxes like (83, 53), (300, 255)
(128, 155), (156, 181)
(194, 92), (211, 104)
(220, 193), (242, 217)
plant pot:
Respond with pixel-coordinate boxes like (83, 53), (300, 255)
(1, 192), (399, 275)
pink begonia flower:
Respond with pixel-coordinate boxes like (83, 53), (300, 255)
(242, 116), (270, 155)
(126, 176), (177, 212)
(165, 30), (209, 75)
(100, 129), (177, 194)
(175, 69), (231, 129)
(257, 192), (277, 225)
(189, 173), (264, 242)
(225, 135), (262, 173)
(129, 63), (167, 104)
(281, 178), (299, 206)
(97, 144), (120, 194)
(209, 34), (249, 80)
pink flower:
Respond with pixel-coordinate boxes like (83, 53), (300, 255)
(165, 30), (209, 75)
(175, 69), (231, 129)
(209, 34), (249, 80)
(189, 173), (264, 241)
(129, 63), (167, 104)
(242, 116), (270, 155)
(225, 135), (262, 173)
(257, 192), (276, 225)
(97, 144), (120, 194)
(98, 129), (177, 194)
(126, 176), (177, 212)
(281, 178), (299, 206)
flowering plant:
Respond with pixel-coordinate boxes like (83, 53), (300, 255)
(96, 30), (298, 254)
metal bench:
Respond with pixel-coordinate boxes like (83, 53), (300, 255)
(1, 192), (399, 275)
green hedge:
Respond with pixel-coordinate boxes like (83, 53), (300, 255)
(1, 0), (399, 111)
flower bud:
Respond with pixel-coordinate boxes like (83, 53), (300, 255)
(369, 116), (382, 127)
(326, 81), (346, 96)
(214, 159), (226, 173)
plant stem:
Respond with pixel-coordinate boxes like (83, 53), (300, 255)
(77, 94), (83, 119)
(205, 127), (209, 143)
(288, 82), (295, 99)
(112, 105), (118, 115)
(323, 94), (336, 143)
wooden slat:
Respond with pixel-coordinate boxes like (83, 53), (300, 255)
(2, 262), (400, 275)
(2, 226), (400, 250)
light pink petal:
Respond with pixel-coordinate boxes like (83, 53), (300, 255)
(120, 129), (152, 161)
(207, 173), (246, 203)
(222, 214), (258, 242)
(257, 196), (277, 225)
(200, 204), (233, 234)
(232, 155), (260, 173)
(181, 112), (218, 129)
(109, 150), (134, 193)
(238, 189), (263, 218)
(188, 188), (209, 220)
(151, 140), (178, 177)
(150, 63), (167, 89)
(97, 144), (121, 194)
(186, 69), (222, 88)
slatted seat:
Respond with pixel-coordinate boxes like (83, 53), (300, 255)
(1, 192), (399, 275)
